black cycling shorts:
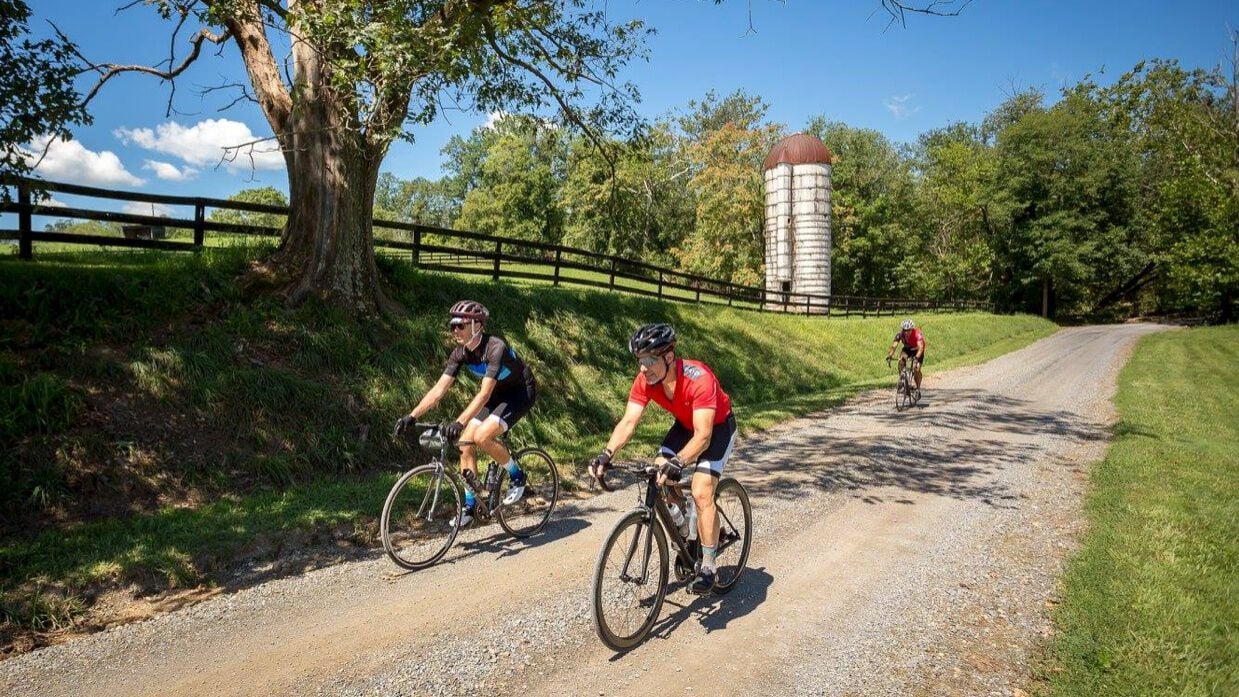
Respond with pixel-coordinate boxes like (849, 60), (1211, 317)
(471, 382), (537, 431)
(657, 412), (737, 477)
(902, 346), (925, 363)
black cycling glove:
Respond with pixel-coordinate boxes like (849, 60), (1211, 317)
(394, 414), (417, 437)
(443, 421), (465, 443)
(658, 456), (685, 483)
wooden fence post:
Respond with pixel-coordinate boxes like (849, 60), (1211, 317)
(412, 228), (422, 266)
(493, 240), (502, 281)
(553, 248), (562, 287)
(18, 181), (32, 260)
(193, 201), (206, 248)
(657, 270), (663, 299)
(609, 258), (617, 290)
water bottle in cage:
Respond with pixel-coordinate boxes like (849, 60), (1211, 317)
(668, 503), (689, 537)
(484, 463), (500, 492)
(685, 498), (698, 541)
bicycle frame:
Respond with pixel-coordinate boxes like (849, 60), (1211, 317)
(617, 467), (739, 583)
(409, 423), (514, 518)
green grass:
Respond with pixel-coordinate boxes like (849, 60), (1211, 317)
(0, 246), (1054, 639)
(1037, 325), (1239, 696)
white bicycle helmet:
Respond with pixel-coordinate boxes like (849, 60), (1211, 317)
(901, 319), (915, 331)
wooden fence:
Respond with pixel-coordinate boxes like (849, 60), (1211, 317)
(1, 178), (991, 317)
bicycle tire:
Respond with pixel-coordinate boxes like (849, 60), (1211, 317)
(712, 478), (752, 594)
(591, 510), (669, 651)
(895, 375), (907, 411)
(496, 446), (560, 538)
(380, 464), (463, 570)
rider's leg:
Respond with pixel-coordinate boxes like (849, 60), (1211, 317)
(471, 416), (511, 467)
(914, 362), (923, 389)
(691, 473), (719, 565)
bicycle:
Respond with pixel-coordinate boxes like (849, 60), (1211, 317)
(889, 354), (921, 411)
(380, 423), (559, 570)
(590, 461), (753, 651)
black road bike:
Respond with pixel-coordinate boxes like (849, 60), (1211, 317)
(890, 354), (922, 411)
(381, 423), (559, 570)
(590, 462), (752, 651)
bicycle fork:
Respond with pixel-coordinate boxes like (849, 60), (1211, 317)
(416, 462), (447, 521)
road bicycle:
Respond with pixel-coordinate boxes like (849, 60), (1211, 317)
(889, 354), (922, 411)
(380, 423), (559, 570)
(590, 462), (752, 651)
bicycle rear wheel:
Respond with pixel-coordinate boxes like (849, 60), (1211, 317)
(496, 447), (560, 538)
(591, 510), (669, 651)
(380, 464), (463, 570)
(712, 477), (752, 593)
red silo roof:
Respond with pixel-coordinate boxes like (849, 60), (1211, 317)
(763, 133), (833, 170)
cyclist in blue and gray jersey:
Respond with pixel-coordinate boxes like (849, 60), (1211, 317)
(394, 300), (538, 527)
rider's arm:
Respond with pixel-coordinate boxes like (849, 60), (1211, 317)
(409, 374), (455, 418)
(604, 401), (646, 456)
(886, 338), (900, 358)
(916, 336), (925, 359)
(676, 407), (717, 465)
(455, 376), (498, 425)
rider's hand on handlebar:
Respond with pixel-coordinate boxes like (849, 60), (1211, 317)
(588, 449), (613, 490)
(394, 414), (417, 437)
(443, 421), (465, 443)
(656, 456), (685, 486)
(885, 355), (893, 366)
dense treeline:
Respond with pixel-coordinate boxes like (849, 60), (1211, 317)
(208, 54), (1236, 320)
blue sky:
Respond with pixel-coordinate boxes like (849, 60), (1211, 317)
(11, 0), (1237, 222)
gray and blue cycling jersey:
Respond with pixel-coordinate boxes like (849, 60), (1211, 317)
(443, 334), (536, 391)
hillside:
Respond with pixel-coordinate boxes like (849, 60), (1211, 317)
(0, 246), (1055, 650)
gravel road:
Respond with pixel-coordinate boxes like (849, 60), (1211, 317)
(0, 323), (1167, 696)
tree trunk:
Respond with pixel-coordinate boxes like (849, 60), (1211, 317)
(256, 22), (390, 315)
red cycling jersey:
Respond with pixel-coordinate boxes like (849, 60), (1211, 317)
(628, 358), (733, 429)
(897, 328), (926, 350)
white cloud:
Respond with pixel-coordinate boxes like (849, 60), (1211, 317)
(39, 196), (68, 208)
(23, 135), (144, 187)
(116, 119), (285, 172)
(122, 201), (175, 217)
(143, 159), (198, 181)
(883, 94), (921, 120)
(483, 111), (511, 130)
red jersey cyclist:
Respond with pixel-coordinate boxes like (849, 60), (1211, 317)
(588, 323), (738, 595)
(886, 318), (927, 392)
(394, 300), (538, 527)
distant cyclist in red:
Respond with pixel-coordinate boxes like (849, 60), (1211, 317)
(886, 319), (927, 391)
(588, 323), (737, 595)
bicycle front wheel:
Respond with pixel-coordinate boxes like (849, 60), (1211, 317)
(380, 464), (463, 570)
(713, 477), (752, 593)
(591, 510), (668, 651)
(496, 447), (560, 538)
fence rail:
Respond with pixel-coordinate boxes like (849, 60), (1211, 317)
(2, 177), (992, 317)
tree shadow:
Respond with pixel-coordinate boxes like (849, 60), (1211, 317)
(734, 388), (1111, 508)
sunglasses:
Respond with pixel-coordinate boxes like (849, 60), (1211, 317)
(636, 354), (663, 368)
(447, 321), (470, 331)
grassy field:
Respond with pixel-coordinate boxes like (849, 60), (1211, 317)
(1037, 325), (1238, 696)
(0, 246), (1055, 642)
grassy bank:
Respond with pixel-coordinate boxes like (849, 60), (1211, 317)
(1037, 325), (1238, 695)
(0, 246), (1055, 645)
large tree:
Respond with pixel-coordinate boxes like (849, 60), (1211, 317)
(79, 0), (648, 313)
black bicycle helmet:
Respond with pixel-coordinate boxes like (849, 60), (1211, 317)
(449, 299), (490, 324)
(629, 323), (676, 356)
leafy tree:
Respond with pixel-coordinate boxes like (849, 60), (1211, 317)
(207, 186), (289, 233)
(560, 121), (693, 264)
(674, 91), (781, 285)
(805, 117), (915, 296)
(0, 0), (90, 190)
(909, 122), (1001, 301)
(455, 122), (568, 245)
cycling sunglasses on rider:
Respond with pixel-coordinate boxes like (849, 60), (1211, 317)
(446, 318), (469, 331)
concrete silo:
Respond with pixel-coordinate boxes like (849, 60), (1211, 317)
(762, 133), (833, 312)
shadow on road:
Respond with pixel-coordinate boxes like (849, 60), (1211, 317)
(733, 388), (1110, 508)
